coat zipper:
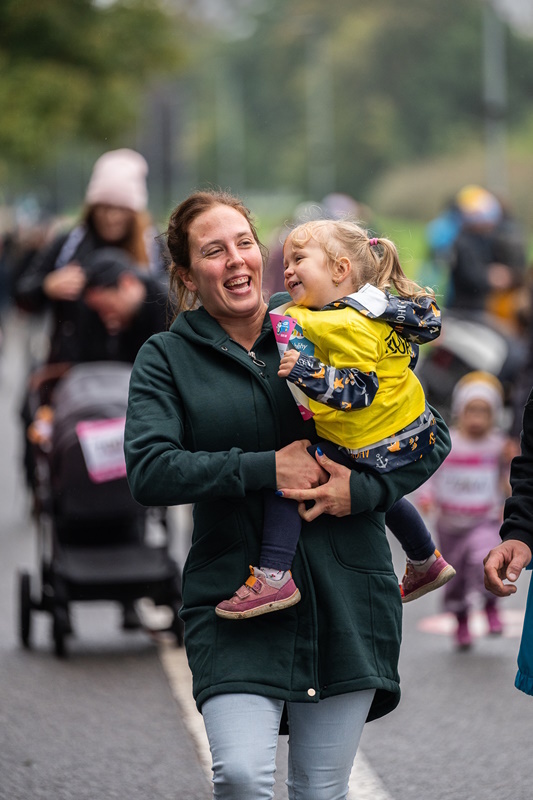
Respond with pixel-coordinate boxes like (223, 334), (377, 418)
(246, 349), (266, 367)
(228, 339), (267, 368)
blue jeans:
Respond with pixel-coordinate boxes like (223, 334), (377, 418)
(201, 689), (376, 799)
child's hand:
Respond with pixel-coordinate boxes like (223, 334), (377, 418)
(278, 349), (300, 378)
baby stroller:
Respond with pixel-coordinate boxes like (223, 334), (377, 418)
(18, 361), (184, 657)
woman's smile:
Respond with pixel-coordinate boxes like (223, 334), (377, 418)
(224, 274), (252, 292)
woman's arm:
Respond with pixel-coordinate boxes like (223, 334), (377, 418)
(14, 235), (66, 312)
(125, 336), (325, 507)
(276, 407), (451, 520)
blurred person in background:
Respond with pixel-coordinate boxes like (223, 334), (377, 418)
(80, 247), (169, 362)
(416, 371), (512, 649)
(447, 185), (527, 326)
(13, 152), (169, 632)
(22, 246), (169, 633)
(14, 148), (168, 366)
(484, 387), (533, 696)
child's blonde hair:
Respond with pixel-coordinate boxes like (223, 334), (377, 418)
(286, 219), (434, 300)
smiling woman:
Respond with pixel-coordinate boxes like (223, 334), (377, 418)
(123, 188), (452, 800)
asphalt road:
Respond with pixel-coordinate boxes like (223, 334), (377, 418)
(1, 309), (531, 800)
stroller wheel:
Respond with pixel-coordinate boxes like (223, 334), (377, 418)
(52, 607), (70, 658)
(18, 571), (33, 649)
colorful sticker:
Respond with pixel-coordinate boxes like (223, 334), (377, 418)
(270, 304), (315, 421)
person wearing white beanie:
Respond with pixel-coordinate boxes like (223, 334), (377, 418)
(450, 370), (504, 423)
(14, 147), (169, 633)
(14, 147), (167, 365)
(415, 370), (511, 649)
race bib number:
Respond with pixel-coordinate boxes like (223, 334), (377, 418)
(76, 417), (127, 483)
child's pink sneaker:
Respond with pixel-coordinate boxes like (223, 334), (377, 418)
(215, 566), (301, 620)
(400, 550), (456, 603)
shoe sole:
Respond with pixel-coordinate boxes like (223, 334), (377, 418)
(215, 589), (301, 620)
(401, 565), (456, 604)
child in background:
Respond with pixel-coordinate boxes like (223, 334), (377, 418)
(216, 218), (455, 619)
(416, 371), (511, 649)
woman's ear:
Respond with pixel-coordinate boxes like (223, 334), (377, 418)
(177, 267), (198, 293)
(334, 257), (352, 285)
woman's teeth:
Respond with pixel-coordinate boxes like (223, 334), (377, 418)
(225, 276), (250, 289)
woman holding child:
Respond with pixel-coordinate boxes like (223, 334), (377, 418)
(124, 189), (451, 799)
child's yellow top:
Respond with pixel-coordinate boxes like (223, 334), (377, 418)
(286, 304), (426, 449)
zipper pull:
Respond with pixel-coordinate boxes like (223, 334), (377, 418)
(248, 350), (266, 367)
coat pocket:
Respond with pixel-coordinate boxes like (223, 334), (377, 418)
(182, 502), (260, 607)
(326, 512), (396, 574)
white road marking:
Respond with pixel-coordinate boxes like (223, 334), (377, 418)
(159, 643), (394, 799)
(417, 608), (524, 638)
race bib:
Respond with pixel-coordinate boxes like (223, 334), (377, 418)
(76, 417), (127, 483)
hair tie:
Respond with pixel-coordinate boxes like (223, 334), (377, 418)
(369, 237), (379, 246)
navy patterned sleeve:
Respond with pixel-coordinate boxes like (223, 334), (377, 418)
(383, 295), (442, 344)
(286, 354), (379, 411)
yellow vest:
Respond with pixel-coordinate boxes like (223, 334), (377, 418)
(286, 305), (426, 449)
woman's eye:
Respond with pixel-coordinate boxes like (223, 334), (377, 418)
(239, 239), (254, 247)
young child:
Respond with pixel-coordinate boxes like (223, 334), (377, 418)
(215, 219), (455, 619)
(416, 371), (511, 649)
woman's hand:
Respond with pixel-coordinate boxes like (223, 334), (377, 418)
(43, 263), (87, 301)
(276, 447), (352, 521)
(278, 349), (300, 378)
(275, 439), (327, 490)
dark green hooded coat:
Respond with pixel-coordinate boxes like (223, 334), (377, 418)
(124, 293), (451, 722)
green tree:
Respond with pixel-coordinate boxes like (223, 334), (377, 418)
(0, 0), (186, 166)
(181, 0), (533, 201)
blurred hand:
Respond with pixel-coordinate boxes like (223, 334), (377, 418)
(275, 439), (327, 491)
(483, 539), (532, 597)
(277, 447), (352, 522)
(43, 263), (86, 301)
(278, 349), (300, 378)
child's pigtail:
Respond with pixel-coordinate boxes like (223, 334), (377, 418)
(371, 236), (434, 300)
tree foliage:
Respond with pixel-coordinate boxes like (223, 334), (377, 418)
(182, 0), (533, 200)
(0, 0), (185, 165)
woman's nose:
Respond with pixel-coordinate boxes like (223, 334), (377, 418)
(226, 246), (245, 266)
